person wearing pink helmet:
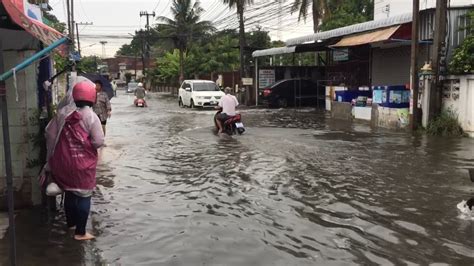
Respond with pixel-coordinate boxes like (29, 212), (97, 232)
(44, 78), (104, 241)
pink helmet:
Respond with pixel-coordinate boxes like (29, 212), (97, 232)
(73, 80), (96, 103)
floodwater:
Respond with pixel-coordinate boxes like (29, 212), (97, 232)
(1, 91), (473, 265)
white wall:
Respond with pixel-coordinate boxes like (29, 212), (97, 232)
(0, 50), (41, 205)
(442, 75), (474, 136)
(374, 0), (474, 20)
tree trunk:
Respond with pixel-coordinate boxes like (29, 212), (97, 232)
(312, 0), (319, 33)
(179, 49), (184, 83)
(237, 2), (247, 104)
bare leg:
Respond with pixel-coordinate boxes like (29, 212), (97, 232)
(74, 232), (95, 241)
(216, 119), (223, 134)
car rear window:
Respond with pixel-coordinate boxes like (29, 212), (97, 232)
(193, 83), (219, 91)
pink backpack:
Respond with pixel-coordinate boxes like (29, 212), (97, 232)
(49, 111), (98, 191)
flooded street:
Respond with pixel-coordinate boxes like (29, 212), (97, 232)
(1, 91), (474, 265)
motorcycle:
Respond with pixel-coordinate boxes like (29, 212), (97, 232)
(214, 108), (245, 135)
(134, 98), (147, 107)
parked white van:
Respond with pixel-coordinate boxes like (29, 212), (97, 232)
(178, 80), (225, 108)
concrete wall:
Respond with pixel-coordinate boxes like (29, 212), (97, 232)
(331, 101), (353, 121)
(0, 50), (42, 209)
(442, 75), (474, 136)
(371, 104), (410, 130)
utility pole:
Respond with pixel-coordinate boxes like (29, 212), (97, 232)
(430, 0), (448, 118)
(66, 0), (72, 42)
(410, 0), (420, 130)
(70, 0), (75, 46)
(140, 11), (156, 31)
(76, 22), (93, 55)
(139, 11), (155, 76)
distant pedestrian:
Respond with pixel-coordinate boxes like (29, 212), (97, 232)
(44, 77), (105, 241)
(92, 80), (112, 135)
(111, 80), (118, 97)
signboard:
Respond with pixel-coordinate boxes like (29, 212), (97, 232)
(2, 0), (67, 55)
(258, 69), (275, 89)
(242, 78), (253, 86)
(333, 48), (349, 62)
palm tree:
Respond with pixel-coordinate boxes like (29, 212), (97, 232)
(222, 0), (253, 85)
(291, 0), (330, 33)
(157, 0), (215, 82)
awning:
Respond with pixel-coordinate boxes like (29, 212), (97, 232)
(331, 25), (401, 47)
(286, 12), (412, 46)
(1, 0), (67, 54)
(252, 46), (296, 58)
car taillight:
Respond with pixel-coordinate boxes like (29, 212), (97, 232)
(263, 88), (272, 97)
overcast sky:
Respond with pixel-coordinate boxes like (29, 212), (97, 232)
(49, 0), (314, 57)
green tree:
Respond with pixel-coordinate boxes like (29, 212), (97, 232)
(76, 56), (101, 73)
(246, 27), (271, 50)
(43, 11), (67, 34)
(222, 0), (254, 80)
(156, 0), (215, 82)
(320, 0), (373, 31)
(449, 11), (474, 74)
(193, 34), (240, 76)
(291, 0), (329, 33)
(116, 43), (139, 57)
(291, 0), (373, 32)
(43, 11), (69, 72)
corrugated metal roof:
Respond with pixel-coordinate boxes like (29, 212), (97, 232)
(286, 13), (412, 46)
(252, 46), (296, 58)
(331, 25), (401, 47)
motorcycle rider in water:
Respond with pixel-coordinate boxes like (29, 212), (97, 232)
(215, 87), (239, 134)
(134, 82), (147, 107)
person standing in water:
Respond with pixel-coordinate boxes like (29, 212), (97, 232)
(45, 78), (104, 240)
(92, 80), (112, 135)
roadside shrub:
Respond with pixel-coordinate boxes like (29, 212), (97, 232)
(449, 35), (474, 74)
(426, 109), (464, 137)
(449, 11), (474, 74)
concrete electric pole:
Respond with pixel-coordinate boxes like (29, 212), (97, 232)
(139, 11), (155, 75)
(75, 22), (93, 55)
(410, 0), (420, 130)
(430, 0), (448, 119)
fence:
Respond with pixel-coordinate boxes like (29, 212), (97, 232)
(151, 82), (179, 95)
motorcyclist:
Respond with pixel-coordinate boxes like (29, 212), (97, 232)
(134, 82), (147, 107)
(215, 87), (239, 134)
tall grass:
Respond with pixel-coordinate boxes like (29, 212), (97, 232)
(426, 109), (464, 137)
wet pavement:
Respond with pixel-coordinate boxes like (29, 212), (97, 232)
(1, 91), (474, 265)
